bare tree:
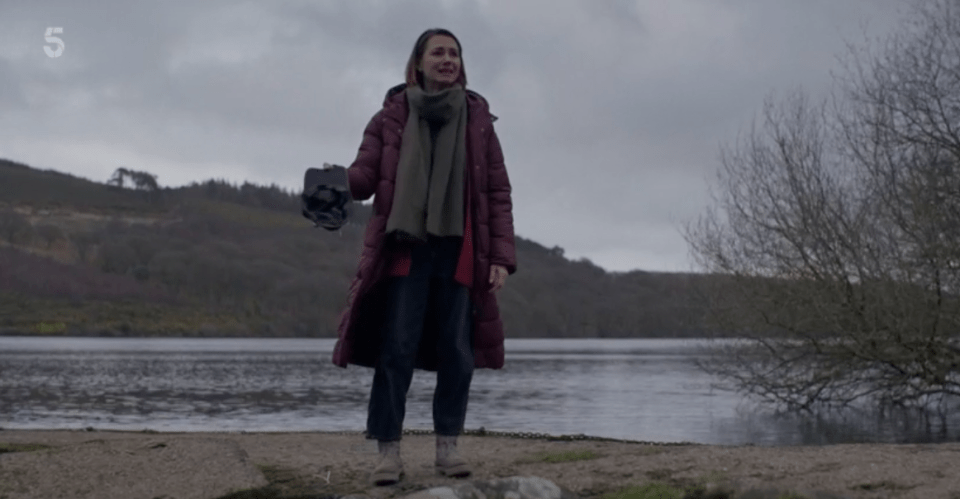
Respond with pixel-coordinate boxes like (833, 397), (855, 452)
(686, 0), (960, 412)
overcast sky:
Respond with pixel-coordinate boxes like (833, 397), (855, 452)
(0, 0), (907, 273)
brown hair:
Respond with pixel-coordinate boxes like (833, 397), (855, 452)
(404, 28), (468, 88)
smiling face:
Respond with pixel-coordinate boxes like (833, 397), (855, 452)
(418, 35), (461, 92)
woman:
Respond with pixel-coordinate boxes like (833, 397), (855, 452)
(331, 28), (517, 486)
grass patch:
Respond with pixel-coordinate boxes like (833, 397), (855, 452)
(851, 480), (915, 492)
(604, 483), (825, 499)
(632, 446), (668, 457)
(644, 468), (674, 481)
(256, 464), (303, 488)
(0, 443), (50, 454)
(190, 199), (303, 229)
(602, 482), (753, 499)
(213, 464), (354, 499)
(734, 491), (816, 499)
(602, 470), (746, 499)
(541, 449), (600, 463)
(603, 483), (687, 499)
(0, 292), (254, 337)
(528, 449), (601, 463)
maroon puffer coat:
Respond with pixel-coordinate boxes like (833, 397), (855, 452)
(331, 83), (516, 370)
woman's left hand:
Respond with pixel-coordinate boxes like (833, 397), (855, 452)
(489, 264), (508, 293)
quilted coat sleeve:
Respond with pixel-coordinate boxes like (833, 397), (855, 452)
(486, 124), (517, 275)
(346, 111), (383, 201)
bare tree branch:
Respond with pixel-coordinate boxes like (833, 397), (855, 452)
(686, 0), (960, 412)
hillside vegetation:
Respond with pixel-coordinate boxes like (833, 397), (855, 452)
(0, 157), (713, 338)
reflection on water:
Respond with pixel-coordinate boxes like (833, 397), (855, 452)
(0, 337), (957, 445)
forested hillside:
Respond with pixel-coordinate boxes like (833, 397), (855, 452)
(0, 157), (714, 337)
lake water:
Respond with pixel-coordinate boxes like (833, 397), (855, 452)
(1, 337), (957, 446)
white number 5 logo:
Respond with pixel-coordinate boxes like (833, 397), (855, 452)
(44, 27), (64, 58)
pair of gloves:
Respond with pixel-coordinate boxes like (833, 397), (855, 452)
(301, 163), (351, 231)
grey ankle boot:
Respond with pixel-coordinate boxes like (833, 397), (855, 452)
(435, 435), (471, 478)
(371, 440), (403, 486)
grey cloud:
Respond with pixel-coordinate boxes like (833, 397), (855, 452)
(0, 0), (910, 271)
(0, 60), (27, 111)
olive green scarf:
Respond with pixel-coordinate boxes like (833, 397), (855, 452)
(386, 84), (466, 242)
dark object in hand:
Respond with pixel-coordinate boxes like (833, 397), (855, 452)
(302, 164), (352, 231)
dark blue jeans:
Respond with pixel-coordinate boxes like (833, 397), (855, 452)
(366, 235), (474, 441)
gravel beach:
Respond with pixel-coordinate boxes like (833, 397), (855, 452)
(1, 429), (959, 499)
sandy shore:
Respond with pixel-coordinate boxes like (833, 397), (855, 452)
(1, 429), (959, 499)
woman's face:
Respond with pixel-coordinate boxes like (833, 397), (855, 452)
(419, 35), (461, 91)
